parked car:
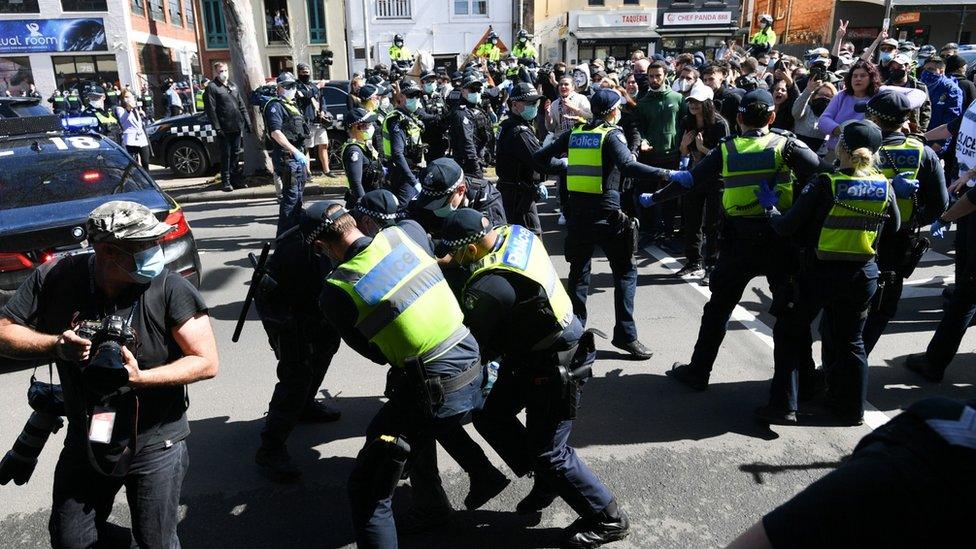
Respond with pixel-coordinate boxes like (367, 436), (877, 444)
(0, 96), (52, 118)
(146, 111), (230, 178)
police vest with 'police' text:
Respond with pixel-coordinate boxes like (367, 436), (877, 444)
(817, 172), (891, 262)
(720, 132), (794, 217)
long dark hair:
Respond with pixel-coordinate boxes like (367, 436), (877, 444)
(688, 98), (717, 129)
(844, 59), (882, 97)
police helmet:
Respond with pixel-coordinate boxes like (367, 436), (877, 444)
(759, 13), (773, 25)
(517, 29), (528, 40)
(276, 72), (297, 87)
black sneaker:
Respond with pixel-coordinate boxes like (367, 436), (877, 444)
(516, 477), (559, 515)
(665, 362), (709, 391)
(255, 445), (302, 483)
(904, 353), (944, 382)
(562, 506), (630, 548)
(299, 400), (342, 423)
(675, 262), (704, 278)
(221, 183), (234, 192)
(611, 339), (653, 360)
(464, 469), (510, 510)
(753, 405), (798, 425)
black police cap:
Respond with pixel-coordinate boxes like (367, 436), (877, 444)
(440, 208), (491, 250)
(738, 89), (775, 113)
(357, 83), (379, 100)
(399, 80), (424, 98)
(854, 89), (913, 123)
(840, 120), (883, 154)
(355, 189), (400, 224)
(509, 82), (541, 102)
(345, 107), (377, 126)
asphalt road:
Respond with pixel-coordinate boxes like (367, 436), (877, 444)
(1, 196), (973, 549)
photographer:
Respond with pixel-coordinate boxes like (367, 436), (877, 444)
(0, 201), (218, 549)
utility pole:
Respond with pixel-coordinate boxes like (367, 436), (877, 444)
(363, 0), (372, 69)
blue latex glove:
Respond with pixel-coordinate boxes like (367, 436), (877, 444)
(931, 219), (950, 239)
(891, 172), (920, 199)
(639, 193), (655, 207)
(536, 183), (549, 201)
(292, 150), (309, 165)
(669, 170), (693, 189)
(754, 180), (781, 210)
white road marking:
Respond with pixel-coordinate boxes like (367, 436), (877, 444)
(644, 244), (892, 429)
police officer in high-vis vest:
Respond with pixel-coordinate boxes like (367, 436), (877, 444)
(194, 83), (205, 112)
(382, 80), (426, 204)
(512, 30), (538, 63)
(313, 204), (492, 548)
(769, 120), (900, 426)
(263, 72), (312, 236)
(749, 14), (777, 57)
(534, 88), (681, 359)
(66, 88), (82, 113)
(647, 90), (822, 424)
(342, 107), (385, 208)
(444, 209), (631, 548)
(858, 90), (948, 355)
(82, 85), (122, 144)
(388, 34), (413, 68)
(49, 90), (68, 114)
(475, 31), (502, 62)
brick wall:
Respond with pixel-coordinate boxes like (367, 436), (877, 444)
(750, 0), (833, 47)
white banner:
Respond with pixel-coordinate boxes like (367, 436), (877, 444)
(577, 11), (654, 29)
(661, 11), (733, 26)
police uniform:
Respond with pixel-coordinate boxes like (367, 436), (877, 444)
(512, 31), (537, 62)
(449, 76), (490, 178)
(66, 91), (82, 113)
(50, 92), (68, 114)
(381, 82), (426, 204)
(263, 73), (312, 235)
(495, 83), (552, 235)
(858, 92), (949, 355)
(749, 16), (777, 56)
(254, 204), (343, 481)
(770, 120), (900, 424)
(194, 88), (205, 112)
(342, 108), (384, 208)
(534, 89), (671, 357)
(389, 35), (413, 67)
(140, 90), (155, 121)
(315, 209), (491, 548)
(442, 210), (629, 548)
(408, 157), (506, 240)
(418, 71), (450, 162)
(105, 87), (120, 109)
(83, 88), (122, 143)
(355, 84), (385, 153)
(653, 90), (823, 420)
(475, 34), (502, 61)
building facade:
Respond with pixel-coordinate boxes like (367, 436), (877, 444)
(193, 0), (348, 81)
(344, 0), (513, 75)
(889, 0), (974, 47)
(535, 0), (739, 66)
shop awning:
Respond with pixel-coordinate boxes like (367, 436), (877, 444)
(573, 29), (661, 40)
(656, 27), (739, 34)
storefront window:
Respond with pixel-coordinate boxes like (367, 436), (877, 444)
(0, 56), (33, 96)
(61, 0), (108, 10)
(52, 54), (119, 90)
(0, 0), (40, 12)
(578, 41), (648, 64)
(266, 0), (290, 45)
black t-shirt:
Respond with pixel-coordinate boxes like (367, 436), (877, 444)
(1, 255), (208, 454)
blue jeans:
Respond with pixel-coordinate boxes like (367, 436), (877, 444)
(276, 158), (308, 237)
(219, 131), (242, 187)
(565, 224), (638, 344)
(926, 277), (976, 371)
(49, 440), (189, 549)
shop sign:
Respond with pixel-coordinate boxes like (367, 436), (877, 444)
(578, 11), (654, 28)
(662, 12), (733, 26)
(0, 18), (107, 55)
(894, 12), (921, 25)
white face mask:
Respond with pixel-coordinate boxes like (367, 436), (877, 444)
(677, 80), (693, 93)
(361, 125), (375, 140)
(217, 71), (229, 82)
(281, 88), (297, 101)
(89, 98), (104, 109)
(380, 97), (391, 110)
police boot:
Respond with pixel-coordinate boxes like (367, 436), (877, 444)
(255, 444), (302, 483)
(665, 362), (709, 391)
(516, 476), (558, 515)
(299, 399), (341, 423)
(464, 468), (510, 510)
(904, 353), (944, 383)
(562, 499), (630, 549)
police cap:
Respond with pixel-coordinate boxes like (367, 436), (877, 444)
(354, 189), (400, 226)
(840, 120), (883, 154)
(345, 107), (377, 126)
(854, 88), (915, 123)
(590, 88), (622, 117)
(399, 80), (424, 98)
(738, 89), (775, 113)
(276, 72), (297, 86)
(420, 70), (438, 81)
(357, 84), (380, 100)
(461, 75), (484, 90)
(509, 82), (541, 103)
(299, 201), (348, 244)
(440, 208), (491, 251)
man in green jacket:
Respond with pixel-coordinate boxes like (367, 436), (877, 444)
(635, 60), (683, 237)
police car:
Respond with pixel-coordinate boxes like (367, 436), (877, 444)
(0, 96), (52, 119)
(146, 111), (229, 178)
(0, 115), (203, 308)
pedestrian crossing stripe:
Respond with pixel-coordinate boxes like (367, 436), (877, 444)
(170, 124), (217, 143)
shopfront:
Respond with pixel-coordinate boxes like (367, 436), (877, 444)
(569, 10), (660, 65)
(657, 10), (738, 60)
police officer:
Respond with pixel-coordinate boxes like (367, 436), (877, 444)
(534, 88), (675, 359)
(647, 90), (822, 423)
(449, 75), (491, 178)
(767, 120), (899, 426)
(408, 157), (506, 239)
(104, 83), (120, 109)
(356, 83), (385, 153)
(388, 33), (413, 68)
(49, 89), (68, 114)
(140, 85), (155, 122)
(263, 72), (312, 236)
(83, 85), (122, 143)
(381, 80), (426, 204)
(342, 107), (384, 208)
(66, 87), (82, 113)
(418, 70), (450, 161)
(194, 82), (205, 112)
(313, 204), (492, 547)
(512, 30), (538, 63)
(351, 188), (401, 235)
(859, 90), (948, 355)
(749, 14), (777, 57)
(496, 82), (559, 236)
(254, 203), (344, 482)
(475, 31), (502, 62)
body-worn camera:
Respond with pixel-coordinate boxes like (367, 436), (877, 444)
(75, 315), (135, 397)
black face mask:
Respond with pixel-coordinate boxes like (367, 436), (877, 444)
(299, 74), (311, 83)
(809, 97), (831, 116)
(889, 69), (907, 82)
(554, 70), (565, 79)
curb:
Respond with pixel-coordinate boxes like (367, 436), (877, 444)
(169, 184), (346, 204)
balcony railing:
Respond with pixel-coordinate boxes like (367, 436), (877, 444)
(375, 0), (411, 19)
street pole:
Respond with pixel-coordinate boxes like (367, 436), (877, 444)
(882, 0), (894, 30)
(183, 47), (196, 114)
(362, 0), (372, 69)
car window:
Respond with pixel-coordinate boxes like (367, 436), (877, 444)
(321, 87), (348, 110)
(13, 103), (51, 117)
(0, 136), (155, 209)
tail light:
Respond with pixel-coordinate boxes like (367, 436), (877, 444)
(0, 252), (33, 273)
(82, 170), (102, 183)
(160, 209), (190, 242)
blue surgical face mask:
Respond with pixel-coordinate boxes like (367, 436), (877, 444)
(406, 97), (420, 112)
(879, 52), (893, 63)
(920, 70), (939, 85)
(521, 104), (538, 121)
(122, 244), (165, 283)
(424, 82), (436, 94)
(466, 92), (481, 105)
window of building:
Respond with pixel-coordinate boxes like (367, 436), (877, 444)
(149, 0), (165, 21)
(453, 0), (486, 16)
(168, 0), (182, 26)
(61, 0), (107, 10)
(307, 0), (327, 44)
(587, 0), (604, 6)
(0, 56), (33, 96)
(201, 0), (227, 49)
(0, 0), (40, 12)
(269, 55), (294, 76)
(623, 0), (639, 4)
(265, 0), (290, 45)
(185, 0), (194, 26)
(375, 0), (410, 19)
(52, 54), (118, 90)
(130, 0), (144, 16)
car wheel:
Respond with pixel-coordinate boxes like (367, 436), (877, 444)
(168, 140), (210, 178)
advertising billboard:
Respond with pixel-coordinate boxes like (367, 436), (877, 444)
(0, 18), (107, 55)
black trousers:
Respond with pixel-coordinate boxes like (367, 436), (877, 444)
(681, 186), (722, 266)
(498, 181), (542, 236)
(125, 145), (150, 170)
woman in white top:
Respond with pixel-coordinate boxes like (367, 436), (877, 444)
(115, 88), (150, 169)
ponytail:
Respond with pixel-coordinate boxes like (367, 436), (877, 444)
(849, 147), (876, 176)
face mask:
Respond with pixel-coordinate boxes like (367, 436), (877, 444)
(119, 245), (165, 283)
(809, 97), (831, 116)
(89, 98), (104, 109)
(360, 125), (375, 141)
(466, 92), (481, 105)
(920, 70), (939, 85)
(299, 74), (311, 83)
(281, 88), (297, 101)
(394, 41), (403, 47)
(424, 82), (435, 94)
(405, 97), (420, 112)
(519, 38), (527, 44)
(520, 104), (538, 121)
(879, 52), (893, 63)
(677, 80), (693, 93)
(490, 39), (497, 45)
(380, 97), (391, 110)
(217, 71), (229, 82)
(889, 68), (907, 82)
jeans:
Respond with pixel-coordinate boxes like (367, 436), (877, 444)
(926, 275), (976, 371)
(218, 131), (242, 187)
(276, 158), (308, 237)
(49, 440), (189, 549)
(564, 223), (638, 344)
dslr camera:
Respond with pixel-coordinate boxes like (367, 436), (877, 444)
(75, 315), (135, 397)
(0, 380), (65, 486)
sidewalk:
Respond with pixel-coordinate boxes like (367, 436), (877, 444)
(150, 164), (347, 204)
